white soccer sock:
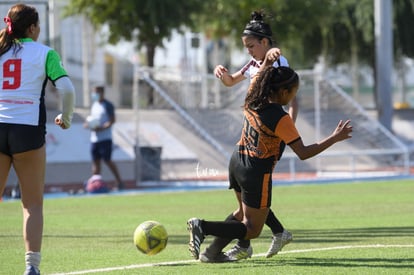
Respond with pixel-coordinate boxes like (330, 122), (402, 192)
(25, 251), (41, 270)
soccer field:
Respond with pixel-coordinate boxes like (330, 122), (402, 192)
(1, 179), (413, 275)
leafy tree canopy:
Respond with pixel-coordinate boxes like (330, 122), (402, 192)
(64, 0), (205, 66)
(65, 0), (414, 69)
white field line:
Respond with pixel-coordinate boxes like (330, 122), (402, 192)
(50, 244), (414, 275)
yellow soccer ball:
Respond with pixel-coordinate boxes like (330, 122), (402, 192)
(134, 221), (168, 255)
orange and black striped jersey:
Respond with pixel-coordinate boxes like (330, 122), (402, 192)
(238, 104), (300, 167)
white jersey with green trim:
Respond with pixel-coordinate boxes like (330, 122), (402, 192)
(0, 40), (66, 126)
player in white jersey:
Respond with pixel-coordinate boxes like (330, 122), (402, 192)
(85, 86), (123, 190)
(0, 4), (75, 275)
(201, 10), (298, 263)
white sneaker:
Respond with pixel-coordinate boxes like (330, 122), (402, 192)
(265, 230), (292, 258)
(225, 244), (253, 261)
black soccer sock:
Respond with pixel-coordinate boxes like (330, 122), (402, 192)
(201, 220), (247, 240)
(265, 209), (284, 234)
(236, 238), (251, 249)
(205, 213), (238, 254)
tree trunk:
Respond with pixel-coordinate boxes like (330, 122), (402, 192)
(349, 28), (360, 103)
(145, 44), (156, 106)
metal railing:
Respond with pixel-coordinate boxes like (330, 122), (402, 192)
(133, 66), (410, 180)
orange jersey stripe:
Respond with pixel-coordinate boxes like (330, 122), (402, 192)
(260, 173), (270, 209)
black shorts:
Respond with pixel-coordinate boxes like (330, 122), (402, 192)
(91, 139), (113, 161)
(0, 123), (46, 156)
(228, 149), (273, 209)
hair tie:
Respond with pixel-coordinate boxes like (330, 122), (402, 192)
(4, 16), (13, 34)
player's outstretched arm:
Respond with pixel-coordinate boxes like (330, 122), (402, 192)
(289, 120), (352, 160)
(214, 65), (245, 87)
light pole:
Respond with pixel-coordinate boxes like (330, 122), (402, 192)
(374, 0), (393, 131)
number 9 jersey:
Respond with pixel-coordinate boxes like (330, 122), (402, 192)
(238, 105), (301, 171)
(0, 38), (68, 126)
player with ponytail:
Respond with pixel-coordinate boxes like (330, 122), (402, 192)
(188, 49), (352, 262)
(0, 4), (75, 275)
(203, 11), (300, 262)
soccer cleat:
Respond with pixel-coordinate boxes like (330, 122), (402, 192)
(24, 265), (40, 275)
(199, 250), (232, 263)
(187, 218), (205, 259)
(265, 229), (293, 258)
(225, 244), (253, 261)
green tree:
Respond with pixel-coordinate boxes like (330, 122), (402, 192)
(64, 0), (204, 66)
(196, 0), (338, 68)
(393, 0), (414, 105)
(394, 0), (414, 58)
(317, 0), (374, 101)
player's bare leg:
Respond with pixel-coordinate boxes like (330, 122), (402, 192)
(92, 158), (101, 175)
(242, 203), (269, 239)
(225, 190), (253, 261)
(13, 145), (45, 274)
(0, 152), (12, 195)
(105, 160), (124, 189)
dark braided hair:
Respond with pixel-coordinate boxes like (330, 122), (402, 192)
(242, 10), (274, 46)
(0, 4), (39, 57)
(245, 66), (299, 110)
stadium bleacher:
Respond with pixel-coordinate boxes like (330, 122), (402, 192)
(4, 68), (412, 195)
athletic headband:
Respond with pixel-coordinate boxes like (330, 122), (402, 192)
(3, 16), (12, 34)
(242, 29), (272, 40)
(250, 19), (264, 24)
